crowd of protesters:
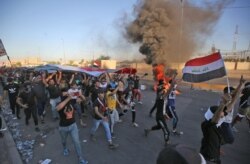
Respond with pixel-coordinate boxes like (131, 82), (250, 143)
(0, 67), (148, 164)
(0, 66), (249, 164)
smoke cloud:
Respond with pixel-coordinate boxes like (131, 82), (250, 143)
(125, 0), (232, 65)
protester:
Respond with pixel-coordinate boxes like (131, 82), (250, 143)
(32, 74), (47, 124)
(90, 89), (119, 149)
(144, 73), (177, 146)
(67, 81), (86, 127)
(16, 82), (40, 132)
(56, 93), (88, 164)
(121, 81), (139, 127)
(3, 77), (20, 119)
(217, 77), (245, 145)
(166, 79), (182, 135)
(231, 82), (250, 132)
(44, 72), (62, 121)
(132, 75), (142, 104)
(106, 82), (122, 138)
(200, 75), (245, 163)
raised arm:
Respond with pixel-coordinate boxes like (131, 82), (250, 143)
(56, 96), (72, 111)
(225, 75), (245, 113)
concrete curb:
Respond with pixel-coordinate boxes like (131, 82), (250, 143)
(2, 118), (23, 164)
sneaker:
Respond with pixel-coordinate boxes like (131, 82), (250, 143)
(138, 101), (142, 104)
(90, 134), (96, 142)
(41, 116), (45, 124)
(132, 122), (139, 127)
(13, 116), (17, 120)
(232, 126), (239, 132)
(79, 159), (88, 164)
(164, 140), (171, 147)
(144, 129), (150, 137)
(63, 148), (69, 156)
(173, 130), (183, 136)
(108, 143), (119, 149)
(123, 109), (128, 113)
(0, 127), (7, 132)
(80, 120), (87, 127)
(35, 127), (40, 132)
(117, 119), (122, 123)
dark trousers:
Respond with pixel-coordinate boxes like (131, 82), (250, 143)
(9, 97), (20, 117)
(24, 105), (38, 126)
(166, 106), (178, 130)
(149, 100), (157, 114)
(151, 115), (170, 142)
(219, 122), (234, 144)
(36, 100), (46, 117)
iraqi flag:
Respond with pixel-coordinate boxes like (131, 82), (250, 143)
(182, 52), (226, 83)
(0, 39), (7, 57)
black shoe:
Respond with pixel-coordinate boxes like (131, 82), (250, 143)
(108, 143), (119, 149)
(17, 116), (21, 119)
(25, 120), (29, 126)
(0, 132), (4, 138)
(90, 134), (96, 142)
(164, 140), (170, 147)
(35, 127), (40, 132)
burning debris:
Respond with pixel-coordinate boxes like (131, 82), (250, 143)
(125, 0), (232, 65)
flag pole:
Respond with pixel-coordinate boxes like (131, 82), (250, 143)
(6, 55), (12, 67)
(218, 50), (230, 93)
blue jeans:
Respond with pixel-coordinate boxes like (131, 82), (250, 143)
(59, 123), (84, 158)
(73, 103), (82, 118)
(90, 119), (112, 142)
(50, 97), (61, 119)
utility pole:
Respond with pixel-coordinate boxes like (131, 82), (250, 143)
(232, 25), (238, 55)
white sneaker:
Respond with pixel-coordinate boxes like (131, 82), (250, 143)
(132, 122), (139, 127)
(138, 101), (142, 104)
(117, 119), (123, 123)
(0, 127), (7, 131)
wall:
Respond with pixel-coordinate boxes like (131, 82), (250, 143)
(101, 60), (116, 69)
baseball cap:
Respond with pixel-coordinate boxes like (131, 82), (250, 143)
(157, 144), (206, 164)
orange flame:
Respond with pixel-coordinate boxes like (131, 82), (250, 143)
(153, 64), (172, 91)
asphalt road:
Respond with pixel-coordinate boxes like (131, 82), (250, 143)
(1, 83), (249, 164)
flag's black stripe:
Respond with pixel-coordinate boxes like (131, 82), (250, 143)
(182, 67), (226, 83)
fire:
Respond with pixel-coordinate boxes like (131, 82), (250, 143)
(153, 64), (172, 91)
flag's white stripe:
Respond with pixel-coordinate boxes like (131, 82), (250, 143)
(182, 58), (224, 75)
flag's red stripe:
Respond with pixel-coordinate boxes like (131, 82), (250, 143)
(185, 52), (221, 66)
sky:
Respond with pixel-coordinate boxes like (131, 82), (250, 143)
(0, 0), (249, 63)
